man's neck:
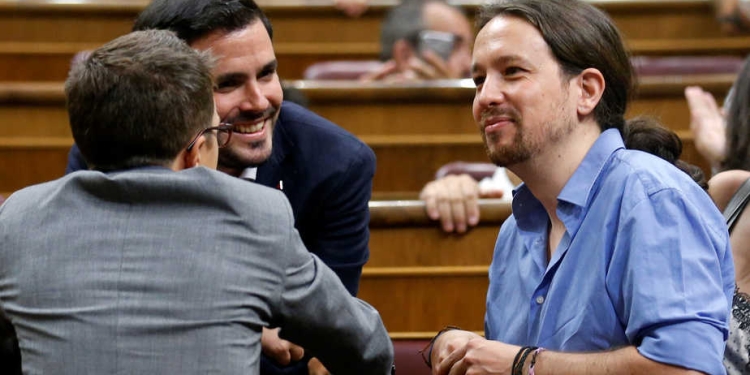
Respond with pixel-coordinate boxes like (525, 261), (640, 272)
(510, 123), (601, 222)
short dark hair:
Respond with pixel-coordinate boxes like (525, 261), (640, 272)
(65, 30), (215, 171)
(723, 55), (750, 171)
(476, 0), (634, 132)
(380, 1), (426, 61)
(133, 0), (273, 45)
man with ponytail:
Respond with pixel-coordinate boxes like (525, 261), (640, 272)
(426, 1), (734, 374)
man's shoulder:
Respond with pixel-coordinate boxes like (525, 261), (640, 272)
(605, 150), (719, 216)
(182, 168), (292, 212)
(1, 178), (66, 215)
(609, 149), (699, 193)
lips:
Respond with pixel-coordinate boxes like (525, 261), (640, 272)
(234, 119), (267, 134)
(482, 115), (515, 134)
(228, 117), (271, 142)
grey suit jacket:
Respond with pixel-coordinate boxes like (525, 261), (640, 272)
(0, 167), (393, 375)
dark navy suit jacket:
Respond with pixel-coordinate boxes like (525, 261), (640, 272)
(66, 101), (377, 375)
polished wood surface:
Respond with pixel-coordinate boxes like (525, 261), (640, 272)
(0, 132), (708, 193)
(291, 75), (735, 135)
(0, 0), (747, 80)
(0, 74), (734, 134)
(361, 199), (510, 333)
(0, 77), (723, 193)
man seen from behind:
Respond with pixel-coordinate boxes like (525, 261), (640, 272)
(0, 29), (393, 375)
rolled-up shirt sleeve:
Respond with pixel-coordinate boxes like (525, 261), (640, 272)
(609, 188), (734, 375)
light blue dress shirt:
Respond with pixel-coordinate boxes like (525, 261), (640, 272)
(485, 129), (735, 375)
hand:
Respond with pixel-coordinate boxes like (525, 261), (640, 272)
(262, 327), (305, 366)
(432, 331), (518, 375)
(420, 174), (482, 233)
(360, 60), (405, 83)
(406, 50), (455, 80)
(335, 0), (368, 18)
(307, 357), (330, 375)
(685, 86), (726, 167)
(360, 51), (457, 83)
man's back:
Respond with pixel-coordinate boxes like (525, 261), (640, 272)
(0, 167), (392, 374)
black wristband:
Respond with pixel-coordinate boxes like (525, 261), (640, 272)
(513, 346), (537, 375)
(512, 346), (531, 375)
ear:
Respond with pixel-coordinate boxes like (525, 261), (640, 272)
(392, 39), (417, 70)
(575, 68), (605, 117)
(182, 136), (205, 170)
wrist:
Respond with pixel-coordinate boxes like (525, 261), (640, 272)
(512, 346), (536, 375)
(420, 325), (461, 369)
(527, 347), (545, 375)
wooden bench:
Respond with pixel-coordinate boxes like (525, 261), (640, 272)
(1, 0), (749, 81)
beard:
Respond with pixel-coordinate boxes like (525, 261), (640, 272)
(218, 106), (279, 169)
(478, 106), (534, 167)
(482, 122), (533, 167)
(479, 100), (575, 168)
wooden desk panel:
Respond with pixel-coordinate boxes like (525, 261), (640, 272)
(0, 139), (69, 192)
(0, 78), (722, 192)
(363, 199), (509, 333)
(0, 132), (710, 195)
(368, 199), (507, 267)
(1, 0), (750, 81)
(3, 77), (730, 138)
(4, 1), (728, 43)
(292, 75), (734, 135)
(0, 45), (374, 82)
(359, 271), (487, 332)
(367, 135), (488, 191)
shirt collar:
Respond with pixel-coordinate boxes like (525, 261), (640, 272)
(557, 128), (624, 208)
(511, 128), (624, 234)
(239, 167), (258, 181)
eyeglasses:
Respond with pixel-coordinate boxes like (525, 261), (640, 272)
(186, 123), (233, 152)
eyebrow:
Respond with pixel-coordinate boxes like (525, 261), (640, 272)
(215, 72), (247, 84)
(472, 55), (528, 74)
(214, 59), (278, 83)
(258, 60), (278, 77)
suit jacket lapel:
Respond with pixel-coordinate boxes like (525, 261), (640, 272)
(257, 112), (292, 189)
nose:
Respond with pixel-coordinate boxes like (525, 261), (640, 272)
(475, 74), (505, 109)
(239, 81), (270, 112)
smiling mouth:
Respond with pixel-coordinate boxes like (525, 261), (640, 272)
(233, 119), (268, 134)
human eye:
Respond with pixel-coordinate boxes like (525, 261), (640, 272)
(472, 74), (485, 87)
(215, 77), (242, 93)
(259, 70), (276, 82)
(504, 66), (524, 77)
(258, 61), (278, 82)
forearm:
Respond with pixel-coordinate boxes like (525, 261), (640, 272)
(523, 346), (705, 375)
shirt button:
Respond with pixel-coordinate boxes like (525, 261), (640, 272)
(535, 296), (545, 305)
